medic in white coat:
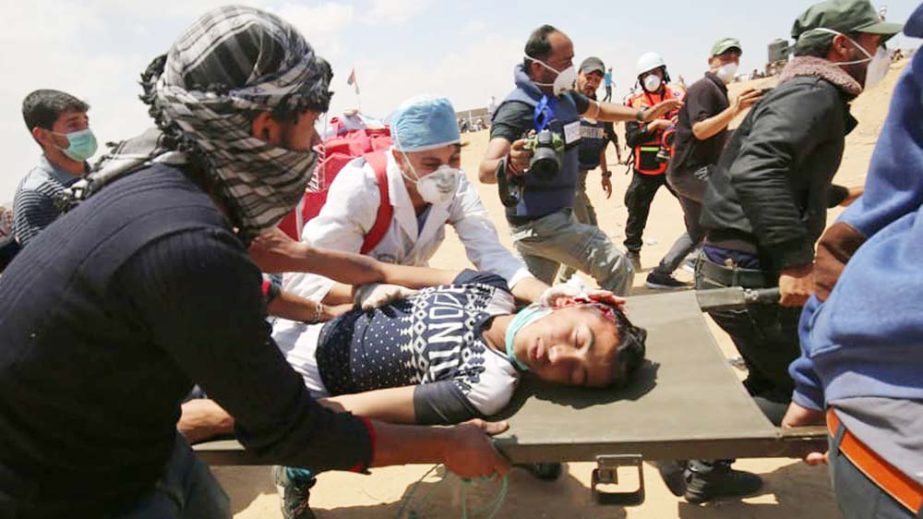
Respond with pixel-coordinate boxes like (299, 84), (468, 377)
(283, 95), (549, 304)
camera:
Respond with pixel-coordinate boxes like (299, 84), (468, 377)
(522, 129), (565, 180)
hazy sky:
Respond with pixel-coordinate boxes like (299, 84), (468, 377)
(2, 0), (920, 201)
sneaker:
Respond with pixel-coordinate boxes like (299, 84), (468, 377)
(645, 271), (689, 290)
(627, 250), (642, 271)
(654, 460), (688, 497)
(681, 256), (697, 273)
(272, 466), (317, 519)
(683, 460), (763, 504)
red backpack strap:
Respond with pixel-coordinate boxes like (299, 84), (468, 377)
(360, 152), (393, 254)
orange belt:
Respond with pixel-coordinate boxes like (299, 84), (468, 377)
(827, 408), (923, 514)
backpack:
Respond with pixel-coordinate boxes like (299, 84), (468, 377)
(278, 118), (394, 254)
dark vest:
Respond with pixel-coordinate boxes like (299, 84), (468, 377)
(578, 118), (608, 171)
(498, 64), (582, 222)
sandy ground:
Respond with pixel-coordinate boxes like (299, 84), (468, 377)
(219, 61), (908, 519)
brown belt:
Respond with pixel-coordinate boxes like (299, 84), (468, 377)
(827, 408), (923, 514)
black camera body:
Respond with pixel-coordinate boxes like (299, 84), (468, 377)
(523, 129), (565, 181)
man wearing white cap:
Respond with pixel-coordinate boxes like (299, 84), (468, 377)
(284, 95), (550, 306)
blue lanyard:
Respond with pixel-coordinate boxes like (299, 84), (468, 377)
(533, 95), (557, 131)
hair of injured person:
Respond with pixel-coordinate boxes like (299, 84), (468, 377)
(504, 301), (647, 388)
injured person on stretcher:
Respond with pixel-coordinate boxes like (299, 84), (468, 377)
(179, 270), (646, 442)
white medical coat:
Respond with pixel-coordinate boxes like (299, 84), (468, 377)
(283, 150), (533, 300)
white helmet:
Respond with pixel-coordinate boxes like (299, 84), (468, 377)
(636, 52), (666, 77)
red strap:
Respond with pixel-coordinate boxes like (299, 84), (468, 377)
(360, 152), (393, 254)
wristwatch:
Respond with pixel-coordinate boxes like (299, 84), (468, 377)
(602, 170), (613, 178)
(634, 108), (647, 121)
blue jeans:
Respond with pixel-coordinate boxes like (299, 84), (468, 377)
(116, 435), (230, 519)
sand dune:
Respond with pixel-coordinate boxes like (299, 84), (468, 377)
(221, 60), (909, 519)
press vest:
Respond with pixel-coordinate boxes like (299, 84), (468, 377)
(626, 85), (685, 175)
(578, 118), (608, 171)
(498, 65), (582, 222)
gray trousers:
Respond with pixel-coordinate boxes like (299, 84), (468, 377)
(652, 169), (709, 276)
(558, 170), (599, 282)
(511, 208), (633, 296)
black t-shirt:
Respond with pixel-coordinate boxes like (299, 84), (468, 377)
(672, 72), (730, 175)
(490, 91), (591, 142)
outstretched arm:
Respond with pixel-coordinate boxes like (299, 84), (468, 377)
(249, 227), (457, 288)
(589, 98), (683, 124)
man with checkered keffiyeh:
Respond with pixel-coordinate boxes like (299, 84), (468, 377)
(0, 6), (509, 518)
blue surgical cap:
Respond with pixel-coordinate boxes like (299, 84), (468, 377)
(390, 95), (461, 152)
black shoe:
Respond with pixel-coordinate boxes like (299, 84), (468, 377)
(272, 466), (316, 519)
(516, 462), (563, 481)
(645, 271), (689, 290)
(627, 250), (642, 271)
(654, 460), (688, 497)
(683, 460), (763, 504)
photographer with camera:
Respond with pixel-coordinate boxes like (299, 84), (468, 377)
(622, 53), (686, 283)
(479, 25), (681, 296)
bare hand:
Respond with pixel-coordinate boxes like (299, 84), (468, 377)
(781, 402), (828, 465)
(646, 119), (672, 132)
(734, 88), (763, 113)
(778, 264), (814, 307)
(442, 419), (511, 479)
(601, 177), (613, 199)
(508, 136), (533, 176)
(643, 99), (683, 121)
(586, 290), (627, 312)
(354, 283), (417, 311)
(249, 227), (306, 273)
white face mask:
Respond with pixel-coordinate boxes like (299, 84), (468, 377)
(400, 153), (460, 205)
(714, 62), (738, 84)
(527, 55), (577, 96)
(642, 74), (662, 92)
(813, 28), (889, 91)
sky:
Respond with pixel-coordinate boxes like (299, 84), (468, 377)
(2, 0), (920, 202)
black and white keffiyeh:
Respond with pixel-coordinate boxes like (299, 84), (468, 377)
(148, 5), (332, 238)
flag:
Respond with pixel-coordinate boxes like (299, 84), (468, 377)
(347, 68), (360, 95)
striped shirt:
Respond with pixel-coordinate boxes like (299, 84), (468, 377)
(12, 155), (82, 246)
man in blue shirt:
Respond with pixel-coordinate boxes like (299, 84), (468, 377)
(13, 89), (96, 247)
(603, 66), (614, 102)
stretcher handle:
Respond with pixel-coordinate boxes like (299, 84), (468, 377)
(695, 287), (781, 312)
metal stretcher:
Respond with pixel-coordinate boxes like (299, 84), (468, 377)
(195, 288), (827, 505)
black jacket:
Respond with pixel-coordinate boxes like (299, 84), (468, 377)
(701, 75), (857, 272)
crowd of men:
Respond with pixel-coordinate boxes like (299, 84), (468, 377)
(0, 0), (921, 518)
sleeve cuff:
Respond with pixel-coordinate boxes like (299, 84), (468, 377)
(347, 417), (376, 474)
(769, 239), (815, 271)
(792, 389), (825, 412)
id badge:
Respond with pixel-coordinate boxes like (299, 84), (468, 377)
(563, 121), (582, 145)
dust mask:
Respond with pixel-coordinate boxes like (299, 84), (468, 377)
(527, 55), (577, 96)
